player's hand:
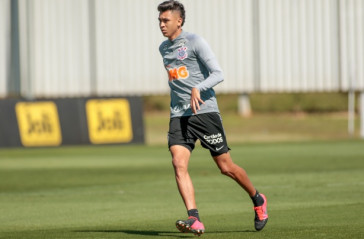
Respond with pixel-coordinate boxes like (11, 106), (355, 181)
(191, 87), (205, 114)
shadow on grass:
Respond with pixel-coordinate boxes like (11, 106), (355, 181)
(75, 229), (191, 238)
(75, 229), (256, 238)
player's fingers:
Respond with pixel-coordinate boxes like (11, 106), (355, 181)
(194, 98), (201, 110)
(191, 99), (197, 114)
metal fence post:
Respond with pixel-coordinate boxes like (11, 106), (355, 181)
(8, 0), (21, 97)
(360, 92), (364, 139)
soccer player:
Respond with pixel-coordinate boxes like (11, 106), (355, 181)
(157, 0), (268, 236)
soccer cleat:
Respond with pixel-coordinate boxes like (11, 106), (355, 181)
(253, 193), (268, 231)
(176, 216), (205, 236)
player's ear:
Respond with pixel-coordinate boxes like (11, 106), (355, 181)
(177, 17), (183, 28)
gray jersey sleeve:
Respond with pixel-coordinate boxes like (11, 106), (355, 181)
(193, 37), (224, 92)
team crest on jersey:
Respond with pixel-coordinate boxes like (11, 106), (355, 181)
(177, 47), (188, 60)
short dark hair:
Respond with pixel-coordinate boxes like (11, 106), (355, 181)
(158, 0), (186, 26)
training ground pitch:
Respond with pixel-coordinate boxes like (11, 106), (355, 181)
(0, 140), (363, 239)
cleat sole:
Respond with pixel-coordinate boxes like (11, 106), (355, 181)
(176, 217), (205, 236)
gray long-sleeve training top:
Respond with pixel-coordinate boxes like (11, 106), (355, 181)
(159, 30), (224, 118)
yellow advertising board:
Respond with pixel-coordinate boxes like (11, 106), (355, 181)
(15, 102), (62, 147)
(86, 99), (133, 144)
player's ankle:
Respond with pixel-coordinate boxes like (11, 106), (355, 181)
(251, 190), (264, 207)
(187, 209), (200, 221)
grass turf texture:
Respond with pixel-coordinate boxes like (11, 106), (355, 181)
(145, 112), (361, 145)
(143, 92), (359, 113)
(0, 141), (363, 238)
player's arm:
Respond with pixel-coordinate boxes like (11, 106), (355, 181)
(191, 36), (224, 114)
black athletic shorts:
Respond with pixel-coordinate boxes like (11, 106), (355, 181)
(168, 112), (230, 156)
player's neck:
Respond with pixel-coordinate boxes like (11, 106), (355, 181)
(169, 29), (183, 41)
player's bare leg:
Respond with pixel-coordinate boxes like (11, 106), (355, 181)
(213, 152), (256, 196)
(213, 152), (268, 231)
(170, 145), (196, 210)
(171, 145), (205, 235)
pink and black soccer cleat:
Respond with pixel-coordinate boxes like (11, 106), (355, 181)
(176, 216), (205, 236)
(253, 193), (268, 231)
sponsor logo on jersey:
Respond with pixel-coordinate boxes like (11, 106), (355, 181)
(168, 65), (189, 81)
(172, 103), (191, 113)
(177, 46), (188, 60)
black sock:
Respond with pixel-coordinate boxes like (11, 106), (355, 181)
(187, 209), (200, 221)
(251, 190), (264, 207)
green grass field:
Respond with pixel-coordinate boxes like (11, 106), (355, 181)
(0, 140), (363, 238)
(145, 112), (361, 145)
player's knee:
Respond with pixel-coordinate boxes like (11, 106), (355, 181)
(220, 167), (233, 177)
(218, 163), (238, 178)
(172, 157), (188, 173)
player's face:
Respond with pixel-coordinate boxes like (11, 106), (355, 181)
(158, 10), (182, 40)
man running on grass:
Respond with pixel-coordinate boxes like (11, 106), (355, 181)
(157, 0), (268, 236)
